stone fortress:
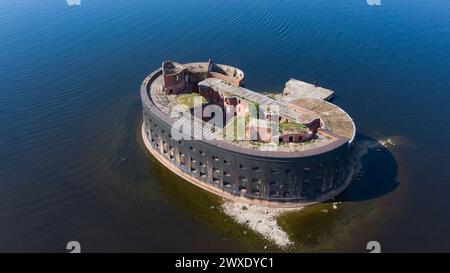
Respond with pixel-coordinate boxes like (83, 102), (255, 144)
(140, 60), (356, 207)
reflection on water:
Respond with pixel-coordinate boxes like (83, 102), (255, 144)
(343, 134), (400, 202)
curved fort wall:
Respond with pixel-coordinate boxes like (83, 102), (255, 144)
(164, 61), (245, 94)
(141, 65), (353, 205)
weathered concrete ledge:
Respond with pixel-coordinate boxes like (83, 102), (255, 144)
(282, 78), (334, 101)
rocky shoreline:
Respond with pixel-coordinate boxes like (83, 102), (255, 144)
(221, 201), (302, 248)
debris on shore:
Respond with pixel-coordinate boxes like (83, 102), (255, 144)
(221, 202), (302, 248)
(378, 138), (395, 148)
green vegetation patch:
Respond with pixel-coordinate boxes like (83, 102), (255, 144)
(175, 93), (207, 109)
(279, 120), (308, 134)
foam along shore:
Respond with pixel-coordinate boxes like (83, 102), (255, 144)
(221, 201), (302, 248)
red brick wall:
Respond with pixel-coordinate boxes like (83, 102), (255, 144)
(163, 70), (185, 94)
(199, 86), (224, 107)
(278, 133), (307, 143)
(209, 72), (243, 87)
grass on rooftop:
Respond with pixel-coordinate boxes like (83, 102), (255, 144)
(175, 93), (207, 109)
(279, 120), (308, 134)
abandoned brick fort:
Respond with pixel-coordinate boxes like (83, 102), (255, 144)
(140, 60), (356, 207)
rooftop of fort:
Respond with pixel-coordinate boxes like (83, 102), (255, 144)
(143, 61), (355, 153)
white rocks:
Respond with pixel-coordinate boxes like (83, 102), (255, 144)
(332, 202), (341, 210)
(378, 138), (395, 148)
(221, 202), (302, 248)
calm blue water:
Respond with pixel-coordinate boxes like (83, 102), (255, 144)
(1, 0), (449, 252)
